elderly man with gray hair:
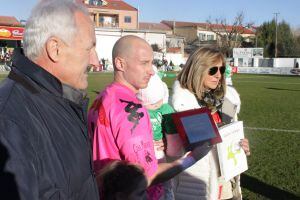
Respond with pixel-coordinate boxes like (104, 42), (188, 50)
(0, 0), (100, 199)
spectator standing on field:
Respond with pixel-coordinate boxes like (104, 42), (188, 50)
(171, 47), (250, 200)
(88, 35), (212, 200)
(225, 64), (233, 86)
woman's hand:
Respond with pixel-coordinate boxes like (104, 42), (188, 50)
(240, 138), (250, 156)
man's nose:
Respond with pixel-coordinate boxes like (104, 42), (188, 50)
(89, 50), (100, 68)
(149, 65), (155, 76)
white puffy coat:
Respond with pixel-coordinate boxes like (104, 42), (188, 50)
(170, 81), (241, 200)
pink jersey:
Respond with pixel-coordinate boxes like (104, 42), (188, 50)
(88, 83), (163, 199)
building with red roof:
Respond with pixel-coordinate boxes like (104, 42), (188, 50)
(0, 16), (21, 27)
(0, 16), (24, 65)
(138, 22), (185, 55)
(0, 16), (24, 41)
(139, 22), (172, 34)
(79, 0), (138, 29)
(161, 20), (255, 44)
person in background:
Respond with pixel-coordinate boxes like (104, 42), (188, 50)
(88, 35), (212, 200)
(171, 46), (250, 200)
(0, 0), (100, 199)
(97, 160), (148, 200)
(137, 66), (177, 199)
(101, 58), (106, 70)
(222, 62), (244, 200)
(225, 64), (233, 86)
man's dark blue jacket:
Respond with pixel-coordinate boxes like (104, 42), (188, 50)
(0, 51), (99, 199)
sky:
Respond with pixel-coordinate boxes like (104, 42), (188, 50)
(1, 0), (300, 28)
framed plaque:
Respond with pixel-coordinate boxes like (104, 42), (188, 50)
(171, 107), (222, 151)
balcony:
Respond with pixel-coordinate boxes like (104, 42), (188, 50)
(97, 22), (119, 28)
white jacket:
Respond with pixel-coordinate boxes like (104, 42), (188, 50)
(171, 80), (220, 200)
(171, 81), (242, 200)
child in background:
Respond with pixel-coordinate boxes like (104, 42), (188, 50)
(225, 64), (233, 86)
(137, 68), (177, 160)
(137, 67), (177, 200)
(97, 160), (147, 200)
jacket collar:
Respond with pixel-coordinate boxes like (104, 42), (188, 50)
(171, 80), (201, 111)
(11, 49), (63, 97)
(11, 49), (88, 105)
(62, 84), (87, 105)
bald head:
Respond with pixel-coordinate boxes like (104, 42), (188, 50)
(112, 35), (152, 68)
(112, 35), (154, 93)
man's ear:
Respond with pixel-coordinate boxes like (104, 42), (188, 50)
(114, 57), (126, 72)
(45, 37), (61, 62)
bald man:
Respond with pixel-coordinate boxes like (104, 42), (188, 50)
(88, 35), (211, 199)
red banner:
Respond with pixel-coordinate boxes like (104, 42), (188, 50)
(0, 26), (24, 40)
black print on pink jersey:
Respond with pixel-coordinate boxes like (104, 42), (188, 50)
(120, 99), (144, 133)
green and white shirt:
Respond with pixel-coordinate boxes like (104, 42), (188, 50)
(148, 103), (177, 141)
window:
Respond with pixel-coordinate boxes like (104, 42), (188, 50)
(207, 34), (214, 41)
(124, 16), (131, 23)
(99, 16), (104, 23)
(198, 33), (206, 41)
(89, 0), (103, 5)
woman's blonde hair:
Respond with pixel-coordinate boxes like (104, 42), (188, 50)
(177, 46), (226, 100)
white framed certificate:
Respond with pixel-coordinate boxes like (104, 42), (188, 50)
(217, 121), (248, 181)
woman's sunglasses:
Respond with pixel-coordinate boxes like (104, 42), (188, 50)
(208, 66), (226, 76)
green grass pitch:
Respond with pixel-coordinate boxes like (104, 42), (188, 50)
(1, 72), (299, 199)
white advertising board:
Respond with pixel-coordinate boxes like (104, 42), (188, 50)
(233, 48), (263, 58)
(233, 48), (253, 58)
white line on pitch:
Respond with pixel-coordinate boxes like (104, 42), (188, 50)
(245, 127), (300, 133)
(236, 81), (300, 85)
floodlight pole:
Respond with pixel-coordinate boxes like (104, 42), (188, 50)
(274, 12), (279, 58)
(137, 1), (139, 29)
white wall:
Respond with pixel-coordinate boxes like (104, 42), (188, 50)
(95, 29), (121, 62)
(122, 32), (166, 50)
(146, 33), (166, 50)
(273, 58), (296, 68)
(197, 30), (217, 41)
(153, 52), (163, 60)
(253, 58), (259, 67)
(165, 53), (186, 66)
(238, 67), (295, 75)
(95, 28), (167, 64)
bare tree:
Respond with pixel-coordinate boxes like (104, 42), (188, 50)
(206, 12), (254, 57)
(151, 43), (163, 52)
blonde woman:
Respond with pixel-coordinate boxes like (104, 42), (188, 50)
(171, 47), (250, 200)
